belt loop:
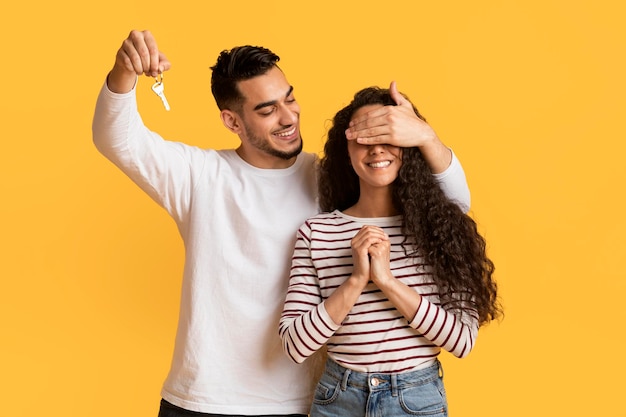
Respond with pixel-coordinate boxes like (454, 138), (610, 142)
(391, 374), (398, 397)
(341, 368), (351, 391)
(438, 360), (444, 379)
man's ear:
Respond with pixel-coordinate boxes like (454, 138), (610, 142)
(220, 110), (242, 134)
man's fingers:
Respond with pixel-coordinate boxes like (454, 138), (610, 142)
(133, 31), (155, 76)
(389, 80), (410, 107)
(115, 47), (134, 73)
(119, 30), (166, 77)
(347, 116), (394, 143)
(350, 128), (392, 145)
(119, 37), (142, 74)
(346, 107), (391, 142)
(157, 51), (172, 73)
(142, 30), (162, 76)
(349, 106), (386, 129)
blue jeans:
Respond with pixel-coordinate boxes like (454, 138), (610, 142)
(158, 399), (307, 417)
(310, 359), (448, 417)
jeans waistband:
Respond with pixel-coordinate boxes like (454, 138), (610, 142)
(323, 359), (443, 394)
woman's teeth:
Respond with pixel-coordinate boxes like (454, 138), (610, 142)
(368, 161), (391, 168)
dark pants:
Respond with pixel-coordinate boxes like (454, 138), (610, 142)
(158, 399), (307, 417)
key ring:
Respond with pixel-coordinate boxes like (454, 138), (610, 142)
(154, 72), (164, 85)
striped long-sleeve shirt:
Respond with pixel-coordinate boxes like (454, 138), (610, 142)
(279, 210), (479, 373)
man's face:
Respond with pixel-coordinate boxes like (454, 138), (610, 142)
(231, 66), (302, 169)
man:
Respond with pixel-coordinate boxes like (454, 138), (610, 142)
(92, 30), (471, 417)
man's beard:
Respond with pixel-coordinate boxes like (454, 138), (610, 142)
(245, 125), (304, 160)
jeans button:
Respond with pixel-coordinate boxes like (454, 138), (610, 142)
(371, 377), (380, 387)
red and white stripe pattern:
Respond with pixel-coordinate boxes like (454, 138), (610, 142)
(279, 211), (479, 373)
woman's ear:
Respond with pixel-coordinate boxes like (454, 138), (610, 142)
(220, 110), (242, 134)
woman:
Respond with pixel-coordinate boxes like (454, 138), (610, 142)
(279, 86), (502, 416)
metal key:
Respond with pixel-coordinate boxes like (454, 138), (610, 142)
(151, 74), (170, 111)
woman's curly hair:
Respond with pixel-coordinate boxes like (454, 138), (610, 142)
(318, 87), (502, 325)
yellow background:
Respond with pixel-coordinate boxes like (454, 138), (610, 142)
(1, 1), (624, 416)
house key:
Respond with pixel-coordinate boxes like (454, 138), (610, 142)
(151, 73), (170, 111)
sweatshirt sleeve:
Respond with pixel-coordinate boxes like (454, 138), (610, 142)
(279, 222), (340, 364)
(92, 81), (204, 223)
(433, 150), (471, 213)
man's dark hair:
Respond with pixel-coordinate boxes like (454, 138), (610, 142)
(210, 45), (280, 112)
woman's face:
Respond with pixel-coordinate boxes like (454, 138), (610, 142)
(347, 104), (403, 190)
